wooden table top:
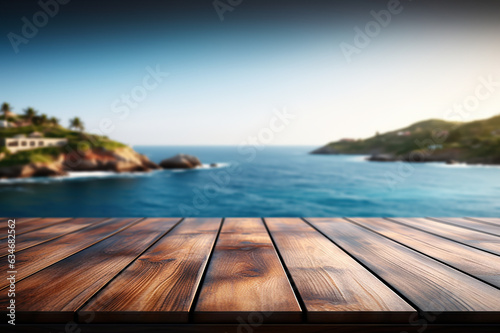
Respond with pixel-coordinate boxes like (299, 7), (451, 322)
(1, 217), (499, 330)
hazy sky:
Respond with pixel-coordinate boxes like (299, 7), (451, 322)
(1, 0), (500, 146)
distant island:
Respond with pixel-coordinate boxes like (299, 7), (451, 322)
(0, 103), (203, 178)
(311, 114), (500, 165)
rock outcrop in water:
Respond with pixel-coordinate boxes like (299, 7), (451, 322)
(160, 154), (202, 169)
(310, 145), (339, 154)
(367, 154), (397, 162)
(0, 147), (160, 179)
(65, 147), (159, 172)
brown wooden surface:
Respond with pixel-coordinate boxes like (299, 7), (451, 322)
(307, 218), (500, 323)
(468, 217), (500, 226)
(0, 218), (141, 290)
(0, 218), (105, 256)
(0, 217), (39, 226)
(194, 218), (301, 323)
(79, 218), (221, 323)
(390, 217), (500, 255)
(0, 218), (71, 240)
(0, 218), (180, 323)
(265, 218), (414, 323)
(0, 217), (498, 326)
(350, 218), (500, 288)
(0, 217), (39, 225)
(431, 217), (500, 236)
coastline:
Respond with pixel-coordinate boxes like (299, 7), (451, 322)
(1, 146), (499, 217)
(311, 150), (500, 166)
(0, 163), (229, 184)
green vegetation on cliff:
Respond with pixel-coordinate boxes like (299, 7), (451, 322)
(0, 107), (127, 167)
(313, 114), (500, 164)
(0, 147), (62, 167)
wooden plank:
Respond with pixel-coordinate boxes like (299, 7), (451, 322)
(431, 217), (500, 236)
(391, 218), (500, 256)
(79, 218), (222, 323)
(0, 218), (106, 256)
(468, 217), (500, 226)
(307, 218), (500, 323)
(265, 218), (414, 323)
(0, 218), (71, 239)
(0, 218), (180, 323)
(350, 218), (500, 288)
(0, 217), (39, 224)
(194, 218), (301, 323)
(0, 218), (142, 290)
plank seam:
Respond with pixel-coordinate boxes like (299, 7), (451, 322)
(301, 217), (421, 314)
(0, 218), (145, 292)
(385, 217), (500, 257)
(426, 217), (500, 238)
(465, 217), (500, 228)
(0, 217), (39, 224)
(188, 217), (226, 323)
(0, 218), (108, 258)
(0, 217), (73, 240)
(74, 217), (186, 323)
(261, 218), (307, 323)
(348, 218), (500, 291)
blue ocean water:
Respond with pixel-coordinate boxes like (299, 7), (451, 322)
(0, 146), (499, 217)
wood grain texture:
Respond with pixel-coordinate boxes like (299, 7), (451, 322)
(350, 218), (500, 288)
(0, 218), (180, 323)
(79, 218), (222, 323)
(265, 218), (414, 323)
(0, 218), (141, 290)
(430, 217), (500, 236)
(468, 217), (500, 226)
(0, 217), (39, 225)
(307, 218), (500, 323)
(0, 218), (105, 256)
(391, 218), (500, 256)
(194, 218), (301, 323)
(0, 218), (71, 239)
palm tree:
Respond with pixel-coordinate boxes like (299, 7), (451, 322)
(69, 117), (84, 132)
(50, 117), (60, 126)
(1, 102), (11, 119)
(32, 113), (48, 126)
(23, 107), (37, 122)
(39, 114), (48, 125)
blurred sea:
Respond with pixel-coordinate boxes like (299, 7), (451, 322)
(1, 146), (499, 217)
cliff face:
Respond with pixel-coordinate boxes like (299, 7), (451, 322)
(0, 147), (159, 179)
(64, 147), (159, 172)
(0, 155), (66, 178)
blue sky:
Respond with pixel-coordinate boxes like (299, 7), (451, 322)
(1, 0), (500, 145)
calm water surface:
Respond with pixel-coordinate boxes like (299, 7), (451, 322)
(1, 146), (499, 217)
